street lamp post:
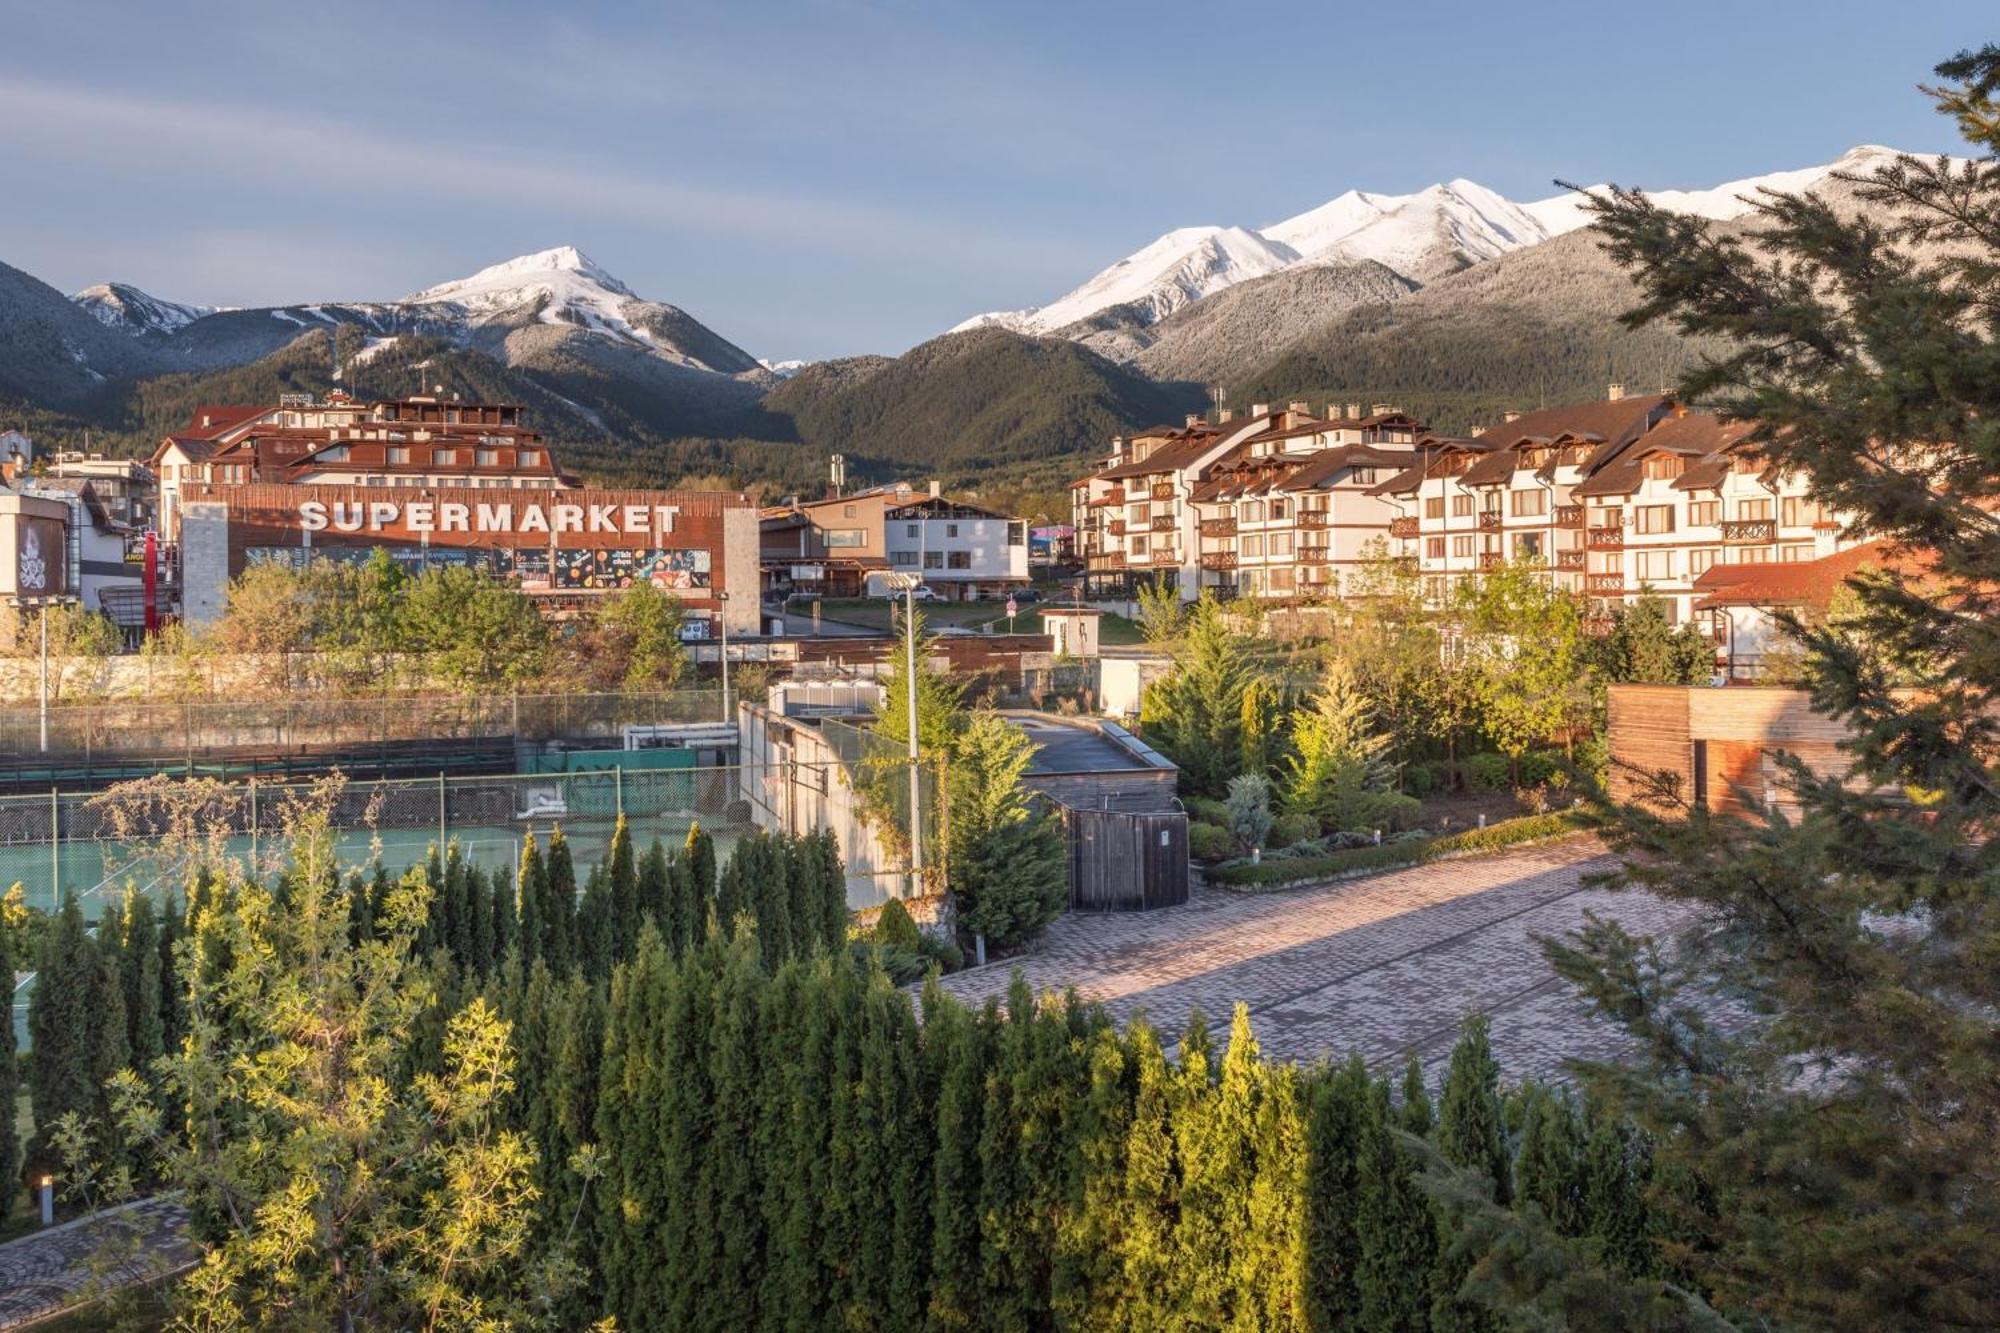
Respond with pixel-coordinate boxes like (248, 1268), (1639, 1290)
(717, 591), (732, 723)
(881, 572), (925, 897)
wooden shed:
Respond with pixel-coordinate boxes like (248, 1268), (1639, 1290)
(1607, 684), (1875, 817)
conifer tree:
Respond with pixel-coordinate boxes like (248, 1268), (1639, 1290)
(1138, 590), (1254, 796)
(814, 829), (848, 954)
(1513, 1086), (1588, 1237)
(1119, 1017), (1184, 1331)
(715, 834), (749, 940)
(1356, 1077), (1438, 1333)
(1538, 52), (2000, 1326)
(442, 842), (474, 967)
(751, 833), (793, 970)
(638, 838), (670, 934)
(1400, 1053), (1435, 1136)
(927, 993), (991, 1329)
(662, 848), (694, 956)
(1436, 1015), (1508, 1204)
(467, 864), (494, 975)
(0, 888), (20, 1223)
(1582, 1116), (1654, 1280)
(946, 711), (1068, 950)
(685, 820), (717, 936)
(517, 832), (546, 969)
(594, 932), (671, 1325)
(576, 864), (615, 982)
(157, 891), (187, 1058)
(544, 827), (577, 973)
(1304, 1056), (1372, 1330)
(607, 814), (639, 964)
(1053, 1022), (1132, 1327)
(694, 935), (767, 1329)
(118, 892), (165, 1091)
(27, 895), (108, 1174)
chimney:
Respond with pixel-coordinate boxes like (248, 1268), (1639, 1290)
(1185, 414), (1201, 429)
(1251, 403), (1270, 418)
(1288, 400), (1310, 415)
(1503, 409), (1522, 423)
(1218, 408), (1235, 424)
(1371, 403), (1394, 416)
(1347, 402), (1362, 420)
(1112, 434), (1127, 456)
(929, 480), (941, 498)
(1607, 382), (1625, 402)
(1468, 423), (1489, 436)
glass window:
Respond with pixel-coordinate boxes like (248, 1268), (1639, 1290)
(1736, 498), (1773, 521)
(948, 550), (971, 568)
(1689, 500), (1719, 526)
(1780, 544), (1815, 562)
(1634, 550), (1674, 581)
(923, 550), (943, 568)
(824, 528), (867, 548)
(1510, 490), (1548, 517)
(906, 524), (919, 538)
(1426, 537), (1446, 559)
(1634, 505), (1675, 535)
(1269, 499), (1288, 520)
(1425, 497), (1445, 519)
(1452, 494), (1474, 517)
(1452, 535), (1474, 558)
(1269, 532), (1293, 557)
(946, 524), (959, 538)
(1689, 547), (1722, 576)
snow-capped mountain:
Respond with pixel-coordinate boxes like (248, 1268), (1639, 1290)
(954, 145), (1922, 351)
(71, 282), (218, 336)
(953, 226), (1298, 337)
(67, 246), (762, 378)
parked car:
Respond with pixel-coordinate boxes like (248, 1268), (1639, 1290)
(1008, 586), (1043, 603)
(882, 582), (939, 601)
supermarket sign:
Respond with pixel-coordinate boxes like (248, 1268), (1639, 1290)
(297, 498), (683, 538)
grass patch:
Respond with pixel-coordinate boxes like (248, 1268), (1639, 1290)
(806, 598), (1147, 644)
(1208, 811), (1595, 889)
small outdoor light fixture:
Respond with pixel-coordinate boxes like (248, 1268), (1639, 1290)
(39, 1175), (53, 1226)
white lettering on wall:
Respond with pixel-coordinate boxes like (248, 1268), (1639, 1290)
(291, 498), (700, 538)
(300, 500), (328, 531)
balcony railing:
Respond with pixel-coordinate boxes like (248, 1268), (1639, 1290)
(1585, 572), (1626, 594)
(1299, 547), (1330, 565)
(1151, 482), (1174, 500)
(1554, 505), (1585, 528)
(1389, 516), (1419, 538)
(1200, 551), (1237, 570)
(1150, 549), (1179, 566)
(1555, 548), (1586, 570)
(1298, 510), (1328, 529)
(1199, 516), (1237, 537)
(1108, 519), (1126, 536)
(1151, 515), (1176, 532)
(1478, 511), (1503, 531)
(1478, 552), (1504, 571)
(1587, 526), (1624, 550)
(1721, 519), (1776, 543)
(1086, 553), (1126, 571)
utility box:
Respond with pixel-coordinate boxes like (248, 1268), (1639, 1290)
(1043, 606), (1101, 659)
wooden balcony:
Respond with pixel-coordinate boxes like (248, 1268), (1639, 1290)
(1478, 552), (1504, 571)
(1812, 519), (1843, 532)
(1150, 549), (1179, 566)
(1298, 510), (1328, 529)
(1151, 515), (1177, 532)
(1108, 519), (1126, 536)
(1150, 482), (1174, 500)
(1389, 516), (1419, 538)
(1199, 516), (1237, 537)
(1585, 572), (1626, 594)
(1555, 548), (1586, 571)
(1554, 505), (1585, 528)
(1086, 552), (1126, 571)
(1299, 547), (1330, 565)
(1477, 511), (1503, 531)
(1199, 551), (1237, 570)
(1587, 526), (1624, 550)
(1721, 519), (1776, 543)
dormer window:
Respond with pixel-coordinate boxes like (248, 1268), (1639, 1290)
(1643, 455), (1686, 480)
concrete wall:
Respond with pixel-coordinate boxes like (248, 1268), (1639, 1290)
(721, 505), (761, 636)
(180, 502), (231, 628)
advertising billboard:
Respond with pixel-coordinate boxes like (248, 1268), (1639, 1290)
(14, 515), (68, 597)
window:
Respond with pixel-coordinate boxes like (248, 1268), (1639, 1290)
(1452, 494), (1474, 517)
(387, 446), (410, 465)
(946, 523), (959, 538)
(824, 528), (866, 548)
(1268, 499), (1287, 520)
(1242, 534), (1265, 557)
(1514, 532), (1544, 560)
(1643, 454), (1686, 480)
(432, 449), (455, 466)
(1268, 532), (1293, 557)
(905, 523), (919, 538)
(923, 550), (944, 569)
(1689, 547), (1722, 577)
(1591, 507), (1623, 529)
(1268, 567), (1295, 592)
(1425, 497), (1445, 519)
(1510, 490), (1548, 517)
(947, 550), (971, 569)
(1130, 536), (1148, 556)
(1735, 498), (1773, 521)
(1634, 549), (1674, 581)
(1589, 551), (1621, 575)
(520, 450), (541, 467)
(1689, 500), (1719, 526)
(475, 448), (498, 467)
(1242, 500), (1265, 523)
(1130, 503), (1150, 523)
(1426, 537), (1446, 559)
(1008, 522), (1025, 546)
(1780, 544), (1816, 562)
(844, 505), (857, 517)
(1782, 497), (1831, 528)
(891, 550), (918, 567)
(1352, 468), (1377, 485)
(1452, 535), (1474, 558)
(1634, 505), (1675, 535)
(319, 445), (351, 462)
(1737, 546), (1773, 564)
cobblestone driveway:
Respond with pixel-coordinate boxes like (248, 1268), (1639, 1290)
(0, 1195), (193, 1329)
(931, 837), (1699, 1083)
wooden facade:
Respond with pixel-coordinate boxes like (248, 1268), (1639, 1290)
(1606, 684), (1875, 817)
(1063, 807), (1190, 912)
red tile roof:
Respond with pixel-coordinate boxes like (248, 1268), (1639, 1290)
(1691, 539), (1923, 611)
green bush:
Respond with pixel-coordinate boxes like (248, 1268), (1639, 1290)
(1210, 811), (1590, 888)
(1466, 753), (1513, 791)
(1185, 796), (1232, 827)
(1269, 811), (1320, 849)
(1401, 762), (1436, 797)
(1189, 821), (1236, 862)
(873, 898), (923, 953)
(1517, 750), (1562, 788)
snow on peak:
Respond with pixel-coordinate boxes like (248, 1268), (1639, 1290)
(400, 245), (661, 344)
(1263, 178), (1554, 274)
(1523, 145), (1924, 235)
(71, 282), (216, 334)
(954, 225), (1296, 336)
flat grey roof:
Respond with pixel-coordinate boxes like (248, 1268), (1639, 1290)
(1008, 714), (1149, 774)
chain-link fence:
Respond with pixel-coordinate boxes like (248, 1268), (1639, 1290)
(0, 691), (734, 767)
(0, 760), (927, 920)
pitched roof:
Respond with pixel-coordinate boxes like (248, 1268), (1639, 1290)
(1691, 539), (1918, 611)
(1367, 438), (1490, 496)
(185, 404), (266, 437)
(1279, 445), (1418, 492)
(1457, 395), (1671, 486)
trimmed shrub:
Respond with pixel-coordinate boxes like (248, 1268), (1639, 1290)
(1466, 753), (1513, 791)
(1518, 750), (1562, 788)
(1210, 811), (1591, 888)
(1269, 811), (1320, 849)
(873, 898), (923, 953)
(1401, 762), (1436, 797)
(1185, 796), (1232, 827)
(1189, 822), (1236, 862)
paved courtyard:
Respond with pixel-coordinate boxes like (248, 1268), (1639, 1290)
(0, 1195), (193, 1329)
(931, 837), (1701, 1084)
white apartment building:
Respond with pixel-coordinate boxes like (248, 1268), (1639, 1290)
(1074, 402), (1423, 601)
(760, 481), (1027, 601)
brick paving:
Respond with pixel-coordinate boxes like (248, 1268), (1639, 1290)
(0, 1195), (194, 1329)
(931, 837), (1702, 1083)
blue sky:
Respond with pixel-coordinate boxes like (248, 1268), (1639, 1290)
(0, 0), (1988, 361)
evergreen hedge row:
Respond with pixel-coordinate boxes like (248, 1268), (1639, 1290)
(1209, 811), (1594, 888)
